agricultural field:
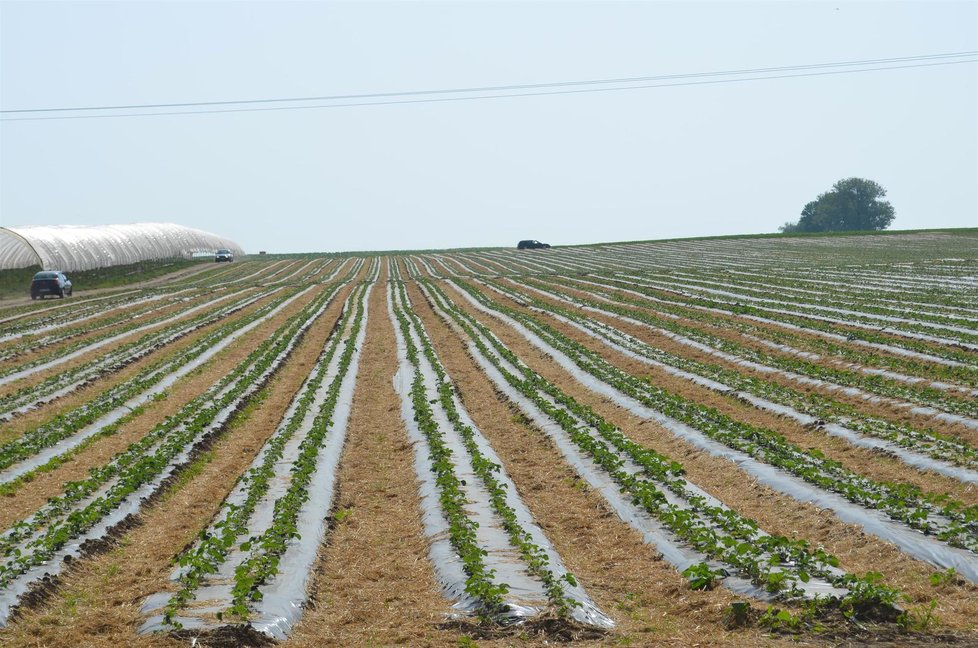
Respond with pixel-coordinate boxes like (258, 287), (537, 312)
(0, 229), (977, 647)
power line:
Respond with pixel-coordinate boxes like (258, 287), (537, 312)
(2, 52), (975, 122)
(4, 51), (974, 114)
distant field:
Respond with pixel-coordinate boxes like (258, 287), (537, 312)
(0, 231), (977, 647)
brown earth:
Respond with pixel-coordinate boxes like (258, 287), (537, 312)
(0, 258), (351, 445)
(541, 273), (978, 383)
(515, 277), (978, 450)
(288, 268), (460, 646)
(2, 260), (977, 647)
(434, 279), (978, 634)
(0, 286), (253, 375)
(474, 280), (978, 508)
(405, 281), (806, 647)
(0, 281), (346, 528)
(0, 279), (355, 647)
(0, 287), (277, 445)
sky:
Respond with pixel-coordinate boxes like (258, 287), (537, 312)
(1, 1), (976, 254)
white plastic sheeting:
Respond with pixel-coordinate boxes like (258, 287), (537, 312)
(0, 223), (244, 272)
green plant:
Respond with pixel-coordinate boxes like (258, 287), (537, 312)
(681, 562), (727, 590)
(758, 606), (802, 631)
(724, 601), (752, 628)
(897, 600), (939, 631)
(929, 568), (959, 587)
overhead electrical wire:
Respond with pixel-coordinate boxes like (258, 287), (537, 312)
(1, 51), (975, 122)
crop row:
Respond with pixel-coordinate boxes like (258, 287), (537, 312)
(632, 271), (978, 334)
(0, 287), (281, 420)
(536, 274), (978, 393)
(0, 283), (335, 488)
(619, 272), (978, 349)
(418, 280), (910, 610)
(153, 281), (368, 633)
(0, 289), (219, 362)
(0, 285), (264, 386)
(389, 279), (608, 625)
(658, 269), (978, 322)
(0, 259), (355, 418)
(0, 293), (175, 346)
(449, 279), (978, 560)
(530, 275), (978, 422)
(494, 278), (978, 474)
(0, 281), (341, 624)
(564, 273), (978, 370)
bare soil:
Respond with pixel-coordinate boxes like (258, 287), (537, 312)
(436, 279), (978, 635)
(0, 280), (354, 647)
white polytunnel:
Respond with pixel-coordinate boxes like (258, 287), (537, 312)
(0, 223), (244, 272)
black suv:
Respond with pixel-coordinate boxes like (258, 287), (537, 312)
(517, 240), (550, 250)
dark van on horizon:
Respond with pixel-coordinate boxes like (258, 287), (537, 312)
(517, 240), (550, 250)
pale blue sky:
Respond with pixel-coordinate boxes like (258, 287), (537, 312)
(1, 1), (976, 253)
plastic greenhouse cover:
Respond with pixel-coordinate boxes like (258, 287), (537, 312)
(0, 223), (244, 272)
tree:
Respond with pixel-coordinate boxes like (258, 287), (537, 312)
(779, 178), (895, 233)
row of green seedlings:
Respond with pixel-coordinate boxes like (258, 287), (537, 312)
(728, 312), (978, 396)
(363, 256), (382, 282)
(227, 280), (367, 621)
(538, 273), (978, 394)
(0, 282), (257, 369)
(0, 291), (197, 371)
(0, 283), (333, 569)
(172, 258), (297, 290)
(628, 271), (978, 350)
(0, 284), (172, 333)
(260, 258), (319, 285)
(0, 284), (262, 382)
(565, 268), (978, 368)
(0, 286), (283, 418)
(0, 284), (333, 487)
(390, 280), (581, 619)
(161, 282), (368, 628)
(548, 274), (978, 423)
(725, 265), (978, 311)
(387, 257), (402, 281)
(292, 258), (338, 285)
(639, 270), (978, 333)
(1, 257), (358, 417)
(165, 261), (269, 291)
(0, 286), (217, 361)
(0, 282), (340, 599)
(419, 279), (907, 616)
(569, 272), (978, 371)
(175, 260), (346, 288)
(501, 278), (978, 472)
(401, 257), (422, 280)
(0, 258), (368, 446)
(0, 291), (174, 343)
(254, 260), (313, 285)
(673, 268), (978, 323)
(543, 269), (969, 367)
(537, 275), (978, 420)
(451, 279), (978, 555)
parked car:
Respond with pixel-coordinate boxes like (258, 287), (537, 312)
(215, 249), (234, 262)
(30, 271), (72, 299)
(517, 240), (551, 250)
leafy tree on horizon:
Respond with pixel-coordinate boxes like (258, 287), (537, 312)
(780, 177), (895, 233)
